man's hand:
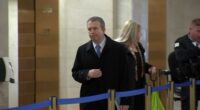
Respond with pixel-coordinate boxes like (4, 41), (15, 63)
(120, 105), (129, 110)
(148, 66), (156, 74)
(88, 69), (102, 78)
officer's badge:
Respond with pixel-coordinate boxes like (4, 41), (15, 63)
(175, 42), (179, 47)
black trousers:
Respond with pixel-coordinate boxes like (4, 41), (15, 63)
(181, 86), (200, 110)
(129, 78), (145, 110)
(129, 94), (145, 110)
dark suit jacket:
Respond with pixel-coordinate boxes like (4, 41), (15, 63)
(72, 35), (135, 110)
(138, 43), (152, 74)
(174, 34), (200, 78)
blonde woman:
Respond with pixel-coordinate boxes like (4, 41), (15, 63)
(116, 20), (156, 110)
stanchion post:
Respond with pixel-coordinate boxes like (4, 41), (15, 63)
(156, 70), (160, 86)
(145, 85), (151, 110)
(190, 78), (196, 110)
(108, 89), (115, 110)
(167, 81), (174, 110)
(49, 96), (57, 110)
(159, 69), (169, 109)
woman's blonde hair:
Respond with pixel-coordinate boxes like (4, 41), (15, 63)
(115, 20), (140, 47)
(116, 20), (144, 80)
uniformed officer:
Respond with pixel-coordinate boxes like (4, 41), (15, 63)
(174, 18), (200, 110)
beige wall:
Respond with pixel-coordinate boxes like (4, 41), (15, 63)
(8, 0), (18, 108)
(0, 0), (18, 109)
(0, 0), (9, 108)
(0, 0), (8, 57)
(132, 0), (148, 59)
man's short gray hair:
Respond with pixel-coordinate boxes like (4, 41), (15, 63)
(87, 16), (105, 29)
(191, 18), (200, 26)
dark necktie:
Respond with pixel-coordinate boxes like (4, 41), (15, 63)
(95, 45), (101, 57)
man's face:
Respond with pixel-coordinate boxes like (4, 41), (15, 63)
(87, 21), (105, 43)
(190, 25), (200, 42)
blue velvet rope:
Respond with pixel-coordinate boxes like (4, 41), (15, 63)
(5, 80), (200, 110)
(5, 100), (51, 110)
(116, 88), (146, 98)
(175, 81), (191, 88)
(152, 83), (171, 92)
(196, 80), (200, 85)
(57, 93), (109, 105)
(116, 83), (171, 98)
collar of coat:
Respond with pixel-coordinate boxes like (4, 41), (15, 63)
(86, 34), (113, 54)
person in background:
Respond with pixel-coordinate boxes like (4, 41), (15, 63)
(174, 18), (200, 110)
(72, 16), (135, 110)
(115, 20), (156, 110)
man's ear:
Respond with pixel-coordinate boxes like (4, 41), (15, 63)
(102, 27), (106, 32)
